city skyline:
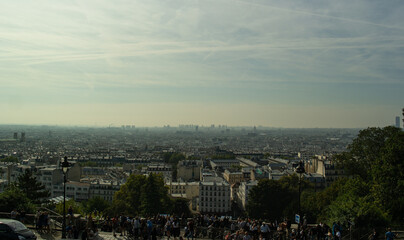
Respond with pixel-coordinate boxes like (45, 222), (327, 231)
(1, 0), (403, 128)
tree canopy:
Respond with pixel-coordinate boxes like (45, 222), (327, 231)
(17, 169), (50, 204)
(246, 175), (311, 221)
(82, 196), (111, 214)
(334, 126), (404, 223)
(248, 126), (404, 227)
(0, 184), (35, 213)
(110, 173), (172, 216)
(0, 156), (19, 163)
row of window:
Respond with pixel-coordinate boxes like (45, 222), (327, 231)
(200, 191), (229, 197)
(200, 197), (230, 202)
(171, 190), (185, 194)
(200, 202), (228, 208)
(200, 186), (229, 191)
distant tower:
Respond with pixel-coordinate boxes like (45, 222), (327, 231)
(402, 108), (404, 127)
(20, 132), (26, 142)
(13, 132), (18, 140)
(396, 116), (401, 128)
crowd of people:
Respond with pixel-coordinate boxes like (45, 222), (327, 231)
(7, 209), (400, 240)
(79, 214), (349, 240)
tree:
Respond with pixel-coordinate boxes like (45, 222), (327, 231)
(55, 199), (83, 216)
(111, 174), (147, 215)
(0, 184), (35, 213)
(163, 152), (186, 165)
(140, 173), (171, 216)
(246, 178), (295, 220)
(171, 198), (191, 218)
(335, 126), (404, 222)
(230, 165), (242, 171)
(17, 169), (50, 204)
(82, 196), (111, 214)
(0, 156), (19, 163)
(326, 177), (389, 228)
(301, 178), (348, 223)
(110, 173), (171, 216)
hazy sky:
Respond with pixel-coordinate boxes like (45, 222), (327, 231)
(1, 0), (403, 128)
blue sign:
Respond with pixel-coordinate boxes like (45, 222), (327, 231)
(295, 214), (300, 224)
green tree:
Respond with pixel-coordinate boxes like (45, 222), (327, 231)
(230, 165), (242, 171)
(110, 173), (171, 216)
(246, 178), (294, 220)
(111, 174), (147, 215)
(335, 126), (404, 222)
(16, 169), (50, 204)
(247, 175), (312, 221)
(55, 198), (83, 216)
(163, 152), (186, 165)
(0, 156), (19, 163)
(301, 178), (348, 223)
(326, 177), (389, 228)
(140, 173), (171, 216)
(0, 184), (35, 213)
(171, 198), (191, 218)
(82, 196), (111, 214)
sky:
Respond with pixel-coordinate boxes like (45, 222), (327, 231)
(0, 0), (403, 128)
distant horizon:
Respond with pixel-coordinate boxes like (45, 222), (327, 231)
(0, 122), (395, 130)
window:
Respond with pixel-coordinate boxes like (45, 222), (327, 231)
(0, 224), (10, 233)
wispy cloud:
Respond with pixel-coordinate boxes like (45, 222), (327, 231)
(0, 0), (403, 127)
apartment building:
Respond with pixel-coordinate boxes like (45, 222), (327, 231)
(236, 181), (258, 210)
(199, 180), (230, 213)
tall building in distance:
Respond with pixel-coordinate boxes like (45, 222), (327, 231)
(396, 116), (401, 128)
(402, 108), (404, 128)
(20, 132), (26, 142)
(13, 132), (18, 140)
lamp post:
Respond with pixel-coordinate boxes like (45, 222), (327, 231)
(295, 160), (305, 238)
(61, 156), (69, 239)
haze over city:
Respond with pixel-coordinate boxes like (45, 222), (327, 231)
(1, 0), (403, 128)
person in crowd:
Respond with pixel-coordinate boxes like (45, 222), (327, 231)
(10, 209), (18, 219)
(385, 228), (396, 240)
(368, 228), (379, 240)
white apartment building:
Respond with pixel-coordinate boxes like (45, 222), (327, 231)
(52, 181), (90, 202)
(89, 180), (121, 202)
(199, 180), (230, 213)
(38, 167), (63, 197)
(7, 164), (32, 183)
(236, 181), (257, 210)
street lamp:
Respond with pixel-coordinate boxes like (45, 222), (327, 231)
(61, 156), (69, 239)
(295, 160), (305, 238)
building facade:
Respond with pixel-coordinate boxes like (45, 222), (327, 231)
(177, 160), (202, 182)
(199, 181), (230, 213)
(236, 181), (257, 210)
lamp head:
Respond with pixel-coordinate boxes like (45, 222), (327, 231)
(62, 156), (69, 174)
(295, 161), (305, 174)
